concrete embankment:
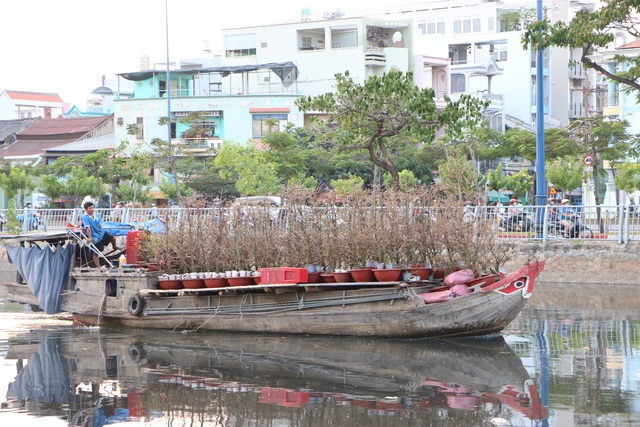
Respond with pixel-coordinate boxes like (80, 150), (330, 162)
(0, 242), (638, 286)
(503, 241), (640, 285)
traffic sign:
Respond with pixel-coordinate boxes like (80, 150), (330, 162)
(549, 186), (556, 195)
(583, 154), (594, 166)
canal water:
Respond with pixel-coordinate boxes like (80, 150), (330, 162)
(0, 281), (639, 427)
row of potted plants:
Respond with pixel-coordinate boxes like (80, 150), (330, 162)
(143, 186), (516, 279)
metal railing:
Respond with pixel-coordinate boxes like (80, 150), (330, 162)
(4, 204), (640, 244)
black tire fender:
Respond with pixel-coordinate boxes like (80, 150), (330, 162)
(127, 294), (145, 316)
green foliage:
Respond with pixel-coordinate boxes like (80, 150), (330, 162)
(0, 167), (37, 208)
(487, 163), (508, 192)
(214, 141), (282, 196)
(65, 166), (105, 203)
(522, 2), (640, 100)
(39, 175), (66, 202)
(614, 162), (640, 194)
(159, 181), (193, 202)
(5, 199), (20, 234)
(546, 156), (585, 194)
(289, 175), (319, 190)
(501, 7), (536, 31)
(436, 151), (482, 201)
(262, 122), (309, 185)
(382, 169), (418, 191)
(504, 170), (533, 199)
(330, 173), (365, 198)
(296, 70), (487, 189)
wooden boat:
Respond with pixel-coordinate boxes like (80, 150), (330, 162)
(2, 231), (545, 338)
(3, 329), (548, 424)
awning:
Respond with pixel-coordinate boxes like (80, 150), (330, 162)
(487, 190), (512, 203)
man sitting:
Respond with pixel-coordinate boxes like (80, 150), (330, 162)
(82, 201), (117, 267)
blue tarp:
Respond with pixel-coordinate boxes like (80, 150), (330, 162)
(6, 243), (74, 314)
(6, 334), (71, 404)
(102, 219), (166, 236)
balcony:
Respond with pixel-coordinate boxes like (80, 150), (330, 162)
(172, 137), (222, 152)
(365, 49), (386, 67)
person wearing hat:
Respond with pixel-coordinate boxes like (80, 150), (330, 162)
(111, 201), (125, 222)
(148, 203), (158, 219)
(558, 198), (575, 238)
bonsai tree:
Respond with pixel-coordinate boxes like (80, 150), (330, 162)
(296, 70), (487, 190)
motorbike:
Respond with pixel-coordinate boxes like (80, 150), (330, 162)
(548, 213), (593, 238)
(498, 211), (534, 232)
(16, 210), (41, 231)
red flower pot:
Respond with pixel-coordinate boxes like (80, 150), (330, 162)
(320, 273), (336, 283)
(182, 278), (205, 289)
(333, 271), (353, 283)
(372, 268), (403, 282)
(204, 277), (228, 288)
(227, 276), (255, 287)
(408, 267), (433, 280)
(349, 268), (376, 282)
(306, 272), (322, 283)
(158, 279), (183, 290)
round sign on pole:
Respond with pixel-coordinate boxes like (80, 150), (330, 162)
(583, 154), (594, 166)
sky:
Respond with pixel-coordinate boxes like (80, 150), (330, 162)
(0, 0), (408, 109)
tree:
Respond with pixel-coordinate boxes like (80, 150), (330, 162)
(295, 70), (487, 190)
(487, 163), (509, 201)
(262, 122), (309, 186)
(614, 162), (640, 195)
(436, 150), (483, 202)
(504, 170), (533, 201)
(0, 167), (36, 208)
(522, 1), (640, 100)
(65, 166), (104, 204)
(214, 141), (282, 196)
(546, 156), (585, 198)
(382, 169), (418, 191)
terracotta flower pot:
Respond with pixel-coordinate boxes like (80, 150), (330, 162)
(408, 267), (433, 280)
(372, 268), (403, 282)
(227, 276), (255, 287)
(320, 273), (336, 283)
(158, 279), (183, 290)
(306, 272), (322, 283)
(182, 278), (205, 289)
(333, 271), (353, 283)
(204, 277), (228, 288)
(349, 268), (376, 282)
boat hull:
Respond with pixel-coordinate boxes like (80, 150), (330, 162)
(5, 262), (544, 339)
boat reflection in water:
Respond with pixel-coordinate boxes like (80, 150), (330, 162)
(3, 329), (548, 426)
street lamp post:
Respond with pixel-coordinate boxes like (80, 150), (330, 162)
(535, 0), (547, 235)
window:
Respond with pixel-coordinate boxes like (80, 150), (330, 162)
(301, 37), (312, 48)
(136, 117), (144, 140)
(225, 33), (257, 57)
(418, 21), (426, 35)
(463, 19), (471, 33)
(454, 20), (462, 34)
(427, 22), (436, 34)
(473, 18), (481, 32)
(252, 114), (287, 138)
(437, 22), (445, 34)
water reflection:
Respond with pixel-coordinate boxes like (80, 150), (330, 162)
(2, 329), (544, 426)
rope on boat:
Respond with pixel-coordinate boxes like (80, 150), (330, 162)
(143, 288), (414, 317)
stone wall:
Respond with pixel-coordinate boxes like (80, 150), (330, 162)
(503, 241), (640, 285)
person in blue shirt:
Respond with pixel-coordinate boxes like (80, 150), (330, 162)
(557, 199), (576, 238)
(82, 201), (117, 267)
